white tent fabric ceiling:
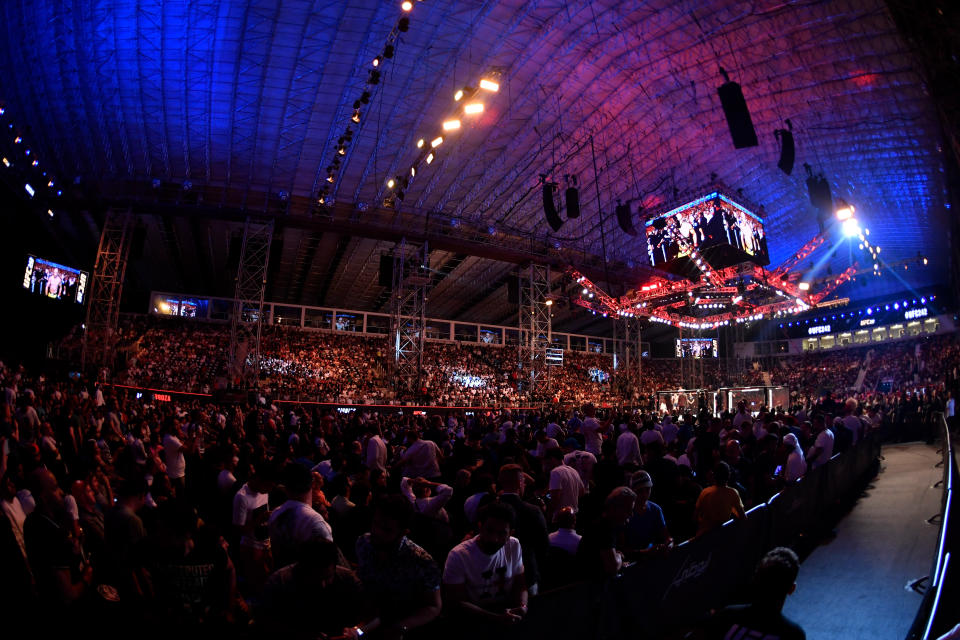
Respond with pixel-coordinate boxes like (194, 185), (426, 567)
(0, 0), (948, 325)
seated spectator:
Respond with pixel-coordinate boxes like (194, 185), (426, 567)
(806, 415), (834, 469)
(547, 506), (581, 555)
(694, 462), (745, 537)
(782, 434), (807, 483)
(268, 462), (332, 570)
(443, 502), (527, 627)
(258, 539), (370, 638)
(698, 546), (805, 639)
(355, 495), (442, 638)
(577, 486), (636, 579)
(624, 470), (673, 558)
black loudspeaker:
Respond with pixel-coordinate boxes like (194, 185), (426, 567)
(542, 182), (564, 232)
(565, 186), (580, 219)
(776, 128), (795, 175)
(616, 202), (637, 236)
(507, 278), (519, 304)
(717, 81), (758, 148)
(379, 254), (394, 287)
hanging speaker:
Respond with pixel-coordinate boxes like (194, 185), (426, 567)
(775, 125), (795, 175)
(542, 182), (563, 231)
(717, 81), (758, 149)
(616, 201), (637, 236)
(565, 186), (580, 219)
(379, 254), (394, 287)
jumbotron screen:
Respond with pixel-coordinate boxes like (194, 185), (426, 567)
(22, 255), (89, 304)
(645, 192), (769, 273)
(676, 338), (718, 358)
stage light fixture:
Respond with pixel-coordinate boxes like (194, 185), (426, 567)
(425, 153), (434, 164)
(442, 119), (461, 131)
(47, 209), (54, 219)
(454, 89), (464, 101)
(384, 45), (394, 59)
(416, 139), (425, 148)
(410, 166), (416, 177)
(351, 109), (361, 123)
(431, 136), (443, 148)
(841, 218), (860, 237)
(464, 103), (484, 115)
(545, 299), (553, 306)
(835, 198), (855, 221)
(337, 146), (346, 156)
(31, 159), (38, 166)
(372, 57), (380, 67)
(14, 136), (21, 144)
(387, 179), (395, 188)
(798, 282), (810, 291)
(1, 158), (8, 167)
(326, 174), (335, 183)
(401, 1), (413, 11)
(479, 79), (499, 92)
(398, 17), (409, 31)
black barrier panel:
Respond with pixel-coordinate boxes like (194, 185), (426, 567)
(823, 455), (847, 514)
(638, 506), (770, 637)
(505, 580), (598, 640)
(768, 467), (822, 549)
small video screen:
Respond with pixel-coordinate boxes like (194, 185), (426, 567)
(676, 338), (718, 358)
(22, 255), (89, 304)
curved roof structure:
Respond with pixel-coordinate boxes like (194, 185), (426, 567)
(0, 0), (949, 329)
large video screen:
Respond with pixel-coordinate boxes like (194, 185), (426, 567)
(22, 255), (89, 304)
(675, 338), (718, 358)
(645, 192), (769, 271)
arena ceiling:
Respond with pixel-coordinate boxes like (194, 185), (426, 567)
(0, 0), (951, 334)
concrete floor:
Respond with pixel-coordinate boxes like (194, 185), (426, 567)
(783, 443), (943, 640)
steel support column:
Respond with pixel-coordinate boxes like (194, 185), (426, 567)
(390, 239), (429, 399)
(82, 208), (133, 375)
(229, 216), (274, 387)
(518, 263), (551, 402)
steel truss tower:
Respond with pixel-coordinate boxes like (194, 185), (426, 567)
(613, 316), (644, 402)
(518, 263), (551, 402)
(83, 209), (134, 375)
(228, 217), (274, 387)
(390, 239), (429, 398)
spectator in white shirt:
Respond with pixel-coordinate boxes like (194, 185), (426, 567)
(364, 424), (388, 474)
(782, 434), (807, 483)
(615, 423), (642, 467)
(401, 476), (454, 522)
(806, 416), (834, 469)
(531, 430), (560, 459)
(547, 506), (581, 555)
(269, 463), (334, 569)
(398, 429), (442, 480)
(543, 448), (585, 522)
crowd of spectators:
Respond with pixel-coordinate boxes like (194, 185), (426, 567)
(3, 320), (958, 635)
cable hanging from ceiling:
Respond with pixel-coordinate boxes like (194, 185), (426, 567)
(382, 74), (501, 209)
(318, 1), (420, 206)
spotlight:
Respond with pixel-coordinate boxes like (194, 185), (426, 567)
(479, 79), (500, 92)
(351, 109), (361, 123)
(387, 178), (395, 188)
(372, 57), (381, 67)
(454, 89), (464, 101)
(464, 103), (484, 115)
(582, 288), (589, 295)
(1, 157), (8, 167)
(430, 136), (443, 148)
(545, 299), (554, 306)
(841, 217), (861, 237)
(337, 146), (346, 156)
(798, 282), (810, 291)
(834, 198), (855, 221)
(31, 160), (38, 166)
(410, 166), (416, 177)
(47, 209), (54, 219)
(417, 139), (424, 148)
(425, 153), (434, 164)
(442, 119), (461, 131)
(13, 136), (21, 144)
(401, 1), (413, 11)
(326, 174), (335, 183)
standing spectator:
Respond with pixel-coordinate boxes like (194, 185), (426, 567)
(699, 547), (805, 639)
(694, 462), (745, 537)
(496, 464), (548, 596)
(268, 462), (333, 569)
(576, 486), (636, 579)
(543, 448), (585, 522)
(104, 475), (150, 603)
(364, 423), (388, 474)
(355, 495), (442, 638)
(443, 502), (527, 628)
(616, 422), (642, 468)
(624, 470), (673, 558)
(398, 429), (442, 481)
(163, 421), (189, 496)
(547, 506), (581, 555)
(582, 403), (612, 457)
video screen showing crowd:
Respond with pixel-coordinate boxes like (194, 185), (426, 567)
(675, 338), (719, 358)
(21, 255), (88, 304)
(645, 193), (770, 272)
